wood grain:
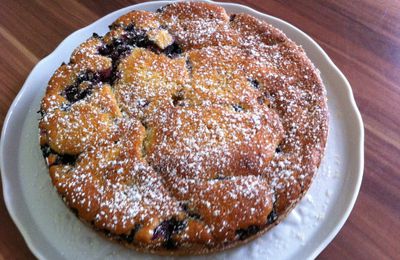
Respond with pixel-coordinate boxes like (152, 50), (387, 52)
(0, 0), (399, 259)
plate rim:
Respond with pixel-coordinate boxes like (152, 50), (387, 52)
(0, 1), (364, 259)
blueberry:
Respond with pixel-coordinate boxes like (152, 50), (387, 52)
(55, 153), (78, 165)
(64, 85), (80, 102)
(257, 96), (265, 105)
(156, 4), (170, 13)
(172, 92), (185, 107)
(41, 145), (51, 157)
(86, 71), (95, 81)
(181, 202), (201, 219)
(267, 208), (278, 224)
(248, 78), (259, 89)
(164, 238), (177, 249)
(275, 145), (283, 153)
(125, 24), (135, 32)
(64, 84), (92, 103)
(185, 59), (193, 72)
(77, 73), (88, 83)
(99, 68), (112, 82)
(99, 229), (112, 238)
(120, 224), (140, 243)
(163, 42), (182, 58)
(232, 104), (244, 112)
(214, 175), (227, 180)
(152, 218), (186, 242)
(236, 225), (260, 240)
(137, 99), (150, 108)
(37, 109), (44, 117)
(110, 71), (121, 84)
(98, 44), (112, 56)
(114, 38), (124, 46)
(135, 34), (151, 48)
(153, 220), (172, 240)
(70, 207), (79, 217)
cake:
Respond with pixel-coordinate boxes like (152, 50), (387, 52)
(38, 2), (328, 255)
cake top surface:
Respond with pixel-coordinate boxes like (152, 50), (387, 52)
(39, 2), (328, 255)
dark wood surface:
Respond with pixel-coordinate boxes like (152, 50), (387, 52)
(0, 0), (399, 259)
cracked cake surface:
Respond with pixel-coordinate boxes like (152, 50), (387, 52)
(38, 2), (328, 255)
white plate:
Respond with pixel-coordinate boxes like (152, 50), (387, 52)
(0, 1), (364, 259)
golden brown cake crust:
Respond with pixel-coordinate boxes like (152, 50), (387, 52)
(38, 2), (328, 255)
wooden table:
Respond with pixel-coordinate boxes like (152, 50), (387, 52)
(0, 0), (399, 259)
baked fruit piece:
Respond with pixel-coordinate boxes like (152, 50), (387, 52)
(38, 2), (328, 255)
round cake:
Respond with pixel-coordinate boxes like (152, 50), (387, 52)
(38, 2), (328, 255)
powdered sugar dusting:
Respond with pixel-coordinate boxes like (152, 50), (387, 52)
(38, 1), (328, 252)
